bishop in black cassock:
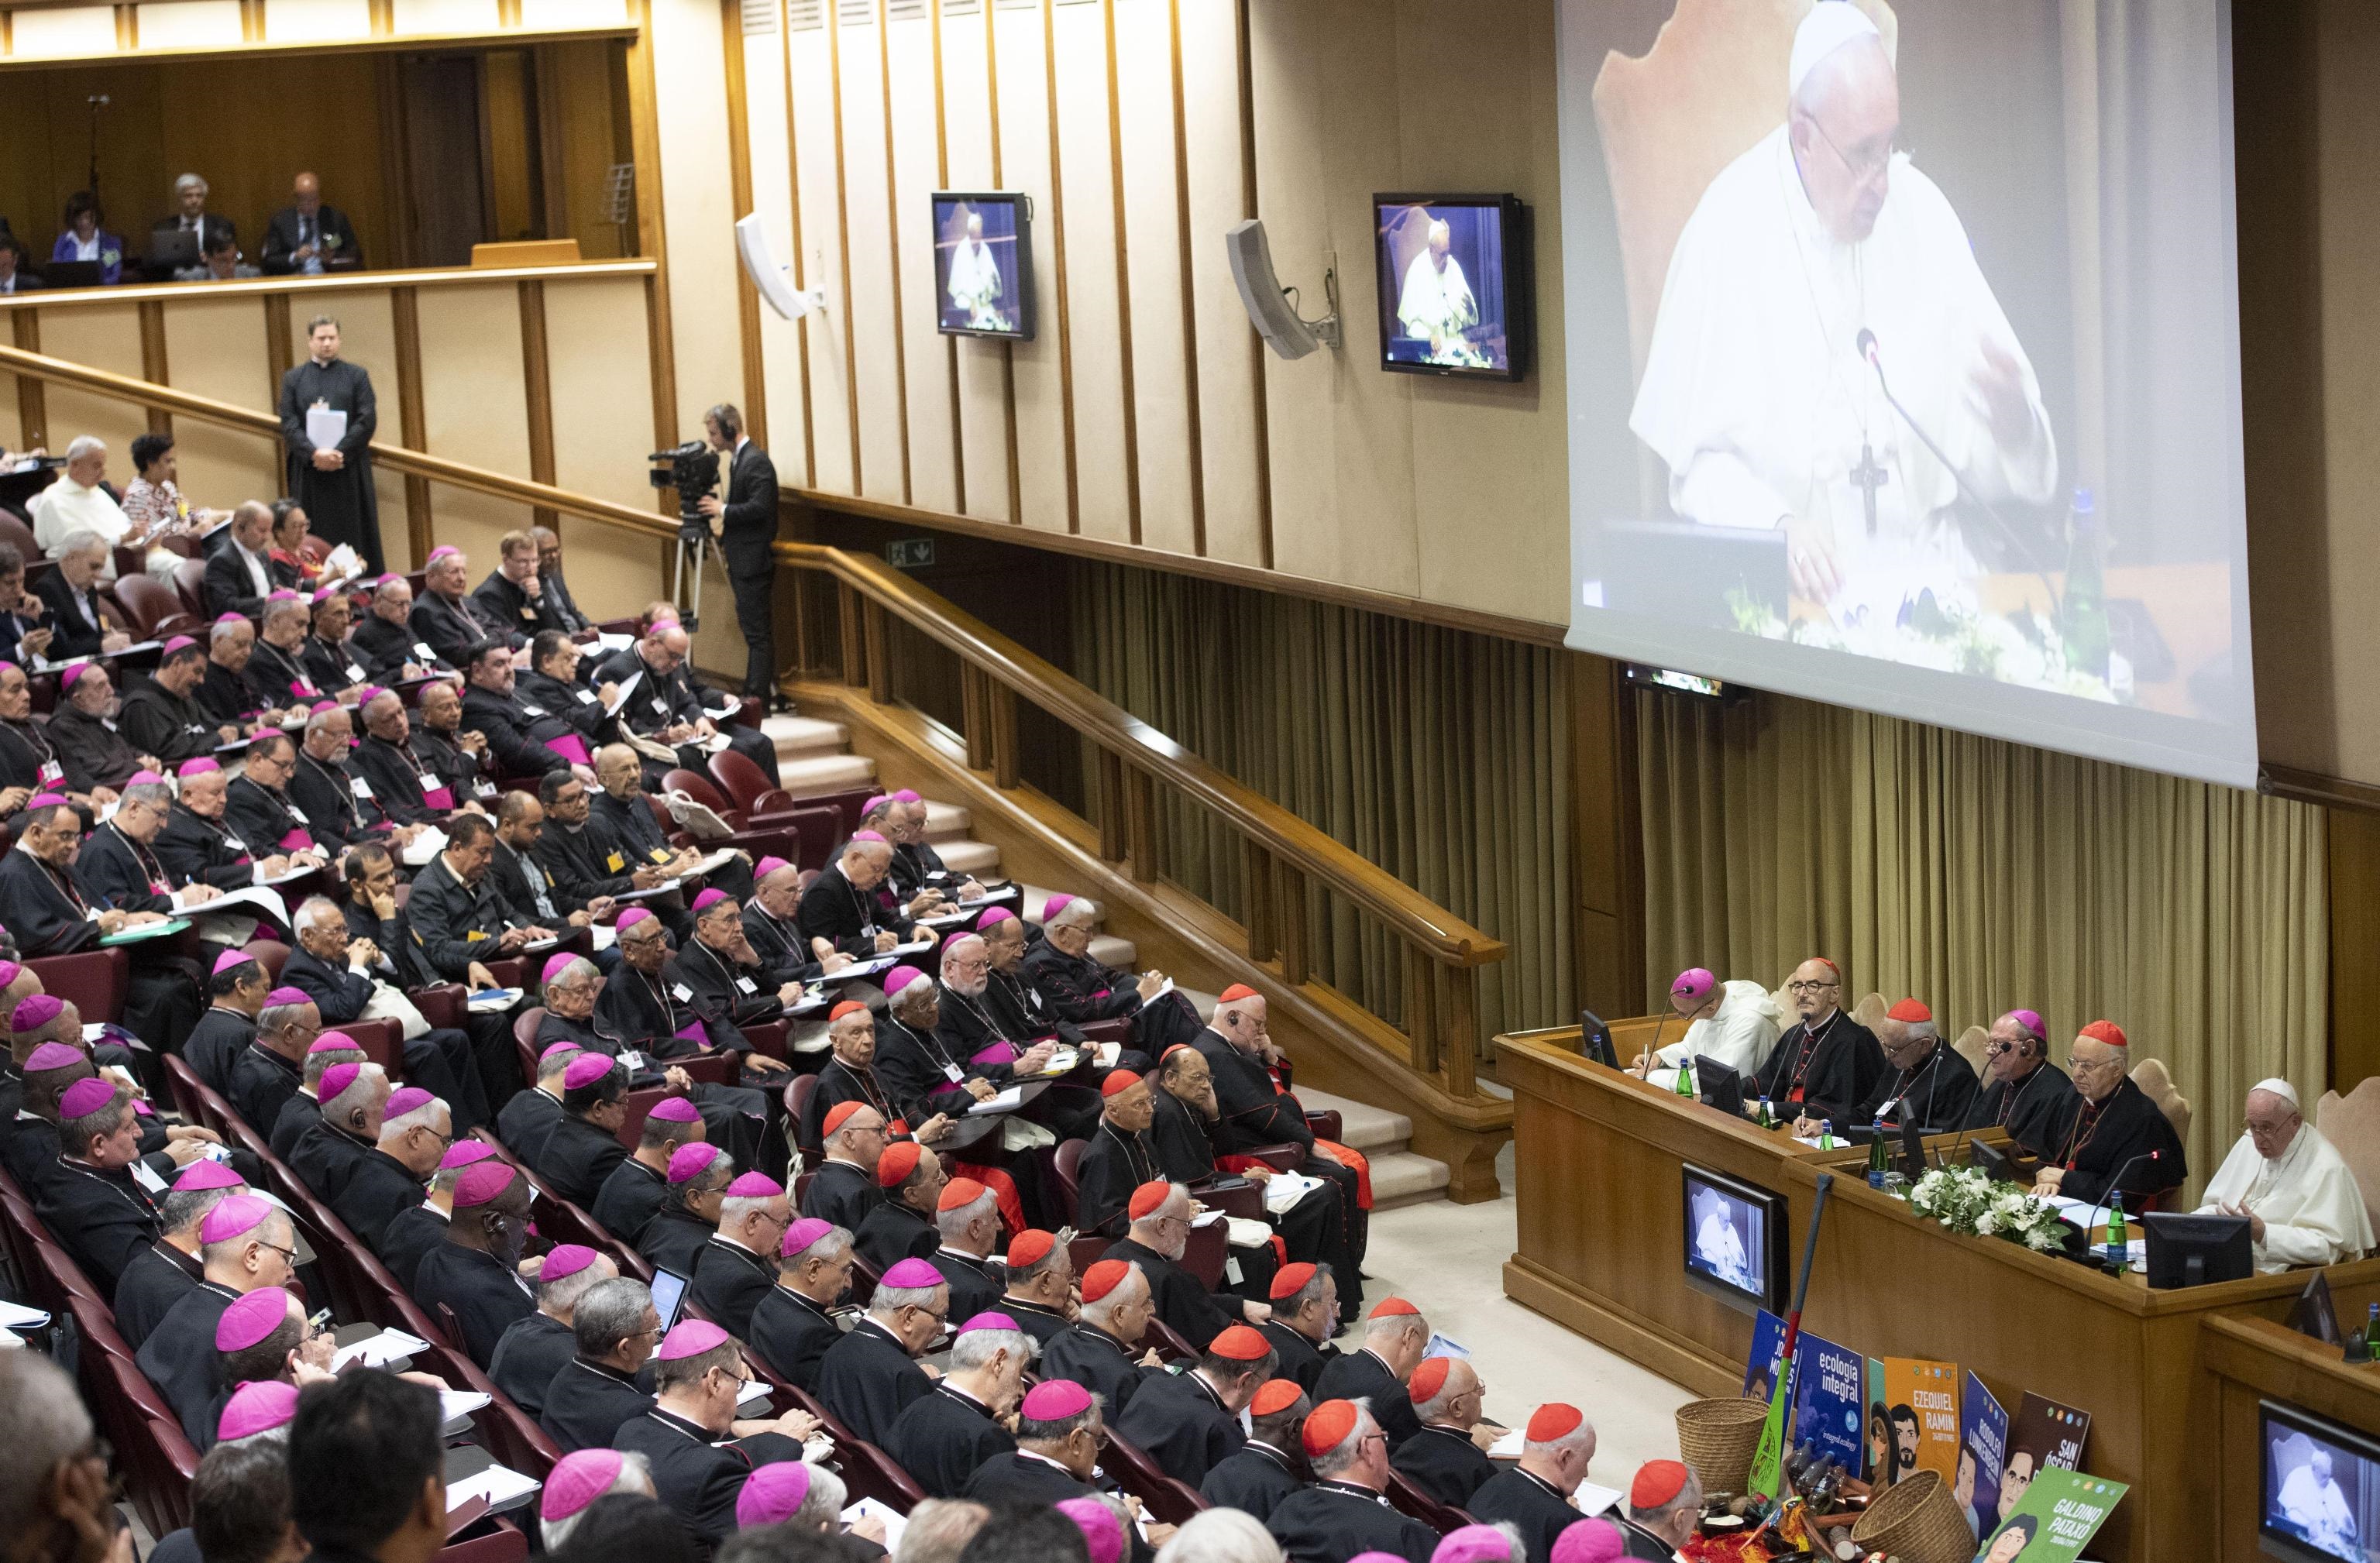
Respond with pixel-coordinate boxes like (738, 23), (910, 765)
(887, 1379), (1017, 1500)
(277, 336), (383, 572)
(2039, 1025), (2186, 1204)
(812, 1311), (934, 1448)
(1962, 1014), (2078, 1159)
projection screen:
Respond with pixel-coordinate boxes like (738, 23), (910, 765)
(1558, 0), (2255, 788)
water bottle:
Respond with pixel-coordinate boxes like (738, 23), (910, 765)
(2103, 1192), (2127, 1268)
(2062, 486), (2110, 679)
(1674, 1056), (1696, 1098)
(1757, 1097), (1776, 1129)
(1818, 1118), (1835, 1150)
(1867, 1121), (1890, 1187)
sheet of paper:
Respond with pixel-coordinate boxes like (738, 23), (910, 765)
(1224, 1217), (1274, 1249)
(1095, 1041), (1122, 1067)
(673, 847), (739, 881)
(187, 884), (291, 923)
(445, 1463), (540, 1513)
(1264, 1173), (1326, 1214)
(1573, 1479), (1622, 1517)
(439, 1390), (491, 1422)
(0, 1300), (51, 1331)
(591, 921), (617, 951)
(1190, 1209), (1226, 1228)
(603, 669), (644, 714)
(968, 1086), (1024, 1115)
(1422, 1331), (1471, 1361)
(306, 407), (349, 452)
(332, 1328), (432, 1370)
(596, 632), (635, 654)
(403, 827), (448, 867)
(844, 1499), (906, 1555)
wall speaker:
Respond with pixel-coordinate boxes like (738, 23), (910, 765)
(1226, 218), (1335, 360)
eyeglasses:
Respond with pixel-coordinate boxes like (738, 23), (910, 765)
(1786, 980), (1838, 994)
(1805, 112), (1905, 183)
(258, 1241), (298, 1266)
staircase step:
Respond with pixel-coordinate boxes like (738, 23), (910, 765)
(1019, 885), (1106, 925)
(777, 753), (876, 795)
(1366, 1150), (1451, 1210)
(1292, 1087), (1412, 1153)
(1087, 934), (1139, 969)
(938, 840), (1001, 874)
(761, 714), (851, 759)
(921, 799), (972, 840)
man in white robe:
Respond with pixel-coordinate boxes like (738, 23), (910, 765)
(1629, 2), (2058, 610)
(2276, 1448), (2358, 1556)
(1692, 1192), (1748, 1288)
(1396, 220), (1478, 362)
(2196, 1078), (2374, 1273)
(1637, 966), (1782, 1084)
(29, 436), (180, 582)
(944, 211), (1006, 331)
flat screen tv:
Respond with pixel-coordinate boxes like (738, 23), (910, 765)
(1680, 1163), (1785, 1314)
(2259, 1398), (2380, 1563)
(931, 191), (1034, 340)
(1371, 193), (1530, 380)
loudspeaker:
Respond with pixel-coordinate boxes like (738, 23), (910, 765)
(1225, 219), (1322, 360)
(736, 215), (826, 321)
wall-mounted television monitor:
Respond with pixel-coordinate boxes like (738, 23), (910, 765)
(931, 191), (1034, 341)
(1371, 193), (1530, 381)
(2259, 1398), (2380, 1563)
(1680, 1163), (1785, 1314)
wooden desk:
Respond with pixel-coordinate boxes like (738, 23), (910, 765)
(2202, 1314), (2380, 1560)
(1498, 1028), (2380, 1562)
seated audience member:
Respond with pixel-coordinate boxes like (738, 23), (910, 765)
(1078, 1071), (1162, 1235)
(961, 1379), (1115, 1507)
(225, 987), (322, 1137)
(301, 587), (373, 696)
(796, 833), (920, 959)
(350, 689), (457, 823)
(493, 786), (607, 929)
(1107, 1180), (1268, 1349)
(997, 1227), (1074, 1348)
(271, 1035), (366, 1160)
(476, 531), (569, 638)
(1152, 1044), (1348, 1297)
(2197, 1077), (2375, 1269)
(1259, 1262), (1341, 1393)
(610, 1320), (817, 1543)
(885, 790), (982, 904)
(33, 533), (131, 660)
(1962, 1008), (2076, 1156)
(535, 1053), (631, 1206)
(888, 1310), (1030, 1498)
(134, 1196), (297, 1438)
(287, 1372), (454, 1563)
(185, 950), (269, 1090)
(812, 1255), (946, 1445)
(538, 1275), (661, 1453)
(538, 1449), (658, 1553)
(487, 1243), (614, 1420)
(351, 575), (442, 680)
(46, 666), (155, 795)
(1315, 1297), (1428, 1450)
(1613, 1460), (1700, 1561)
(2033, 1021), (2186, 1204)
(747, 1217), (855, 1392)
(410, 1159), (536, 1365)
(975, 907), (1082, 1044)
(199, 618), (271, 731)
(875, 964), (1042, 1144)
(673, 888), (807, 1032)
(594, 618), (780, 783)
(1850, 998), (1981, 1134)
(29, 439), (142, 569)
(267, 500), (319, 590)
(156, 173), (238, 252)
(229, 732), (325, 857)
(1631, 966), (1783, 1081)
(162, 757), (296, 891)
(540, 954), (759, 1168)
(77, 773), (223, 919)
(927, 1177), (1006, 1323)
(1118, 1322), (1274, 1487)
(0, 1356), (121, 1563)
(1027, 895), (1202, 1056)
(205, 502), (280, 620)
(1194, 988), (1370, 1260)
(531, 525), (593, 633)
(404, 810), (555, 984)
(745, 855), (848, 986)
(729, 1460), (860, 1544)
(856, 1139), (944, 1275)
(641, 1142), (734, 1276)
(194, 1286), (335, 1450)
(592, 1093), (704, 1245)
(1201, 1379), (1309, 1521)
(214, 1378), (300, 1450)
(800, 1096), (889, 1229)
(535, 770), (660, 906)
(596, 914), (786, 1146)
(249, 596), (329, 711)
(122, 637), (241, 764)
(690, 1170), (790, 1337)
(382, 1138), (491, 1293)
(51, 191), (123, 283)
(334, 1085), (449, 1249)
(119, 431), (217, 542)
(418, 547), (519, 666)
(289, 1058), (390, 1204)
(291, 705), (418, 852)
(500, 1039), (576, 1161)
(1390, 1356), (1498, 1509)
(799, 1006), (946, 1159)
(115, 1159), (245, 1348)
(151, 1438), (302, 1563)
(263, 173), (361, 276)
(463, 641), (579, 780)
(33, 1080), (159, 1288)
(548, 1494), (700, 1563)
(0, 546), (59, 665)
(1037, 1258), (1161, 1416)
(585, 742), (716, 881)
(1266, 1400), (1443, 1563)
(179, 225), (260, 283)
(1751, 957), (1886, 1133)
(283, 893), (495, 1131)
(1467, 1405), (1599, 1563)
(0, 235), (43, 295)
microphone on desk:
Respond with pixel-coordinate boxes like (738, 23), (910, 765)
(2072, 1149), (2166, 1245)
(1854, 328), (2062, 613)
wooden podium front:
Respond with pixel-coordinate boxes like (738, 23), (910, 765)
(1499, 1026), (2380, 1563)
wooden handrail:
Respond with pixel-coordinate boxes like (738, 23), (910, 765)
(0, 259), (658, 312)
(0, 342), (1507, 974)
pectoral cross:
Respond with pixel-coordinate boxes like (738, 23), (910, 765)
(1851, 442), (1890, 536)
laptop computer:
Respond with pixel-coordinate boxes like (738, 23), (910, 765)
(42, 261), (105, 289)
(147, 228), (200, 272)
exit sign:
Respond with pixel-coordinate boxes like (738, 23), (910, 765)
(886, 538), (936, 569)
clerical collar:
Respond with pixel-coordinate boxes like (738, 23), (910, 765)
(936, 1380), (992, 1415)
(1001, 1296), (1064, 1321)
(1015, 1451), (1078, 1476)
(1314, 1480), (1392, 1504)
(645, 1406), (723, 1443)
(937, 1245), (991, 1272)
(1245, 1439), (1295, 1468)
(710, 1232), (766, 1260)
(574, 1356), (641, 1385)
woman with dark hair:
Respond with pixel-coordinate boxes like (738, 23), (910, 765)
(267, 500), (318, 590)
(50, 193), (122, 284)
(120, 432), (218, 548)
(1867, 1402), (1895, 1485)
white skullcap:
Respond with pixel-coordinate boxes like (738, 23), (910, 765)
(2249, 1077), (2299, 1109)
(1789, 1), (1881, 97)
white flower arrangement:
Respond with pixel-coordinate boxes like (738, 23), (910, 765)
(1907, 1166), (2069, 1252)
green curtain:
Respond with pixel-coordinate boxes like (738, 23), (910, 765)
(1068, 561), (1576, 1051)
(1635, 689), (2330, 1187)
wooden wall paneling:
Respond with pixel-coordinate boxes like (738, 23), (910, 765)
(786, 1), (855, 495)
(411, 282), (535, 565)
(719, 0), (767, 448)
(835, 0), (906, 501)
(1047, 0), (1128, 543)
(1111, 0), (1193, 551)
(2329, 804), (2380, 1089)
(516, 280), (558, 530)
(38, 304), (149, 472)
(741, 4), (812, 486)
(135, 301), (170, 437)
(885, 1), (958, 512)
(1178, 0), (1260, 565)
(626, 0), (681, 447)
(156, 295), (283, 514)
(543, 273), (679, 626)
(645, 0), (740, 435)
(940, 0), (1012, 520)
(9, 312), (41, 452)
(991, 0), (1067, 533)
(1569, 652), (1645, 1017)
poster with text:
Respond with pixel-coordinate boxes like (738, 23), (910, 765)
(1793, 1331), (1867, 1475)
(1882, 1357), (1962, 1486)
(1996, 1393), (2092, 1528)
(1957, 1372), (2010, 1541)
(1971, 1468), (2127, 1563)
(1743, 1310), (1788, 1403)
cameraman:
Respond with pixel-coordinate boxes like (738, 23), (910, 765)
(695, 403), (785, 712)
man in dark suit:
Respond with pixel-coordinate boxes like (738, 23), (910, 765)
(688, 1170), (787, 1338)
(260, 172), (361, 275)
(608, 1321), (815, 1545)
(416, 547), (519, 665)
(1114, 1323), (1270, 1488)
(810, 1256), (944, 1446)
(153, 173), (237, 259)
(202, 502), (277, 622)
(0, 236), (46, 297)
(33, 534), (125, 662)
(885, 1314), (1029, 1499)
(1466, 1403), (1600, 1563)
(745, 1217), (853, 1393)
(473, 531), (568, 641)
(696, 404), (783, 706)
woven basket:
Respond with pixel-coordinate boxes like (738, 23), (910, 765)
(1850, 1470), (1977, 1563)
(1673, 1397), (1769, 1496)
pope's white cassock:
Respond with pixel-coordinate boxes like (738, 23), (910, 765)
(2276, 1459), (2358, 1556)
(1653, 977), (1783, 1078)
(1398, 246), (1476, 349)
(2196, 1091), (2375, 1273)
(947, 235), (1003, 318)
(1694, 1198), (1749, 1287)
(1631, 122), (2059, 590)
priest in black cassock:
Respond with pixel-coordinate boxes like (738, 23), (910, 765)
(277, 316), (383, 573)
(798, 1093), (890, 1231)
(995, 1227), (1075, 1348)
(1026, 895), (1205, 1058)
(1154, 1046), (1350, 1300)
(687, 1170), (787, 1338)
(1751, 957), (1886, 1135)
(114, 1161), (240, 1348)
(538, 1273), (660, 1453)
(1114, 1321), (1269, 1487)
(1078, 1072), (1164, 1236)
(1202, 1379), (1310, 1520)
(590, 1096), (700, 1245)
(885, 1311), (1027, 1498)
(924, 1177), (1006, 1324)
(1963, 1008), (2078, 1158)
(331, 1087), (446, 1252)
(484, 1243), (610, 1423)
(961, 1379), (1114, 1507)
(1260, 1262), (1342, 1393)
(533, 1053), (631, 1207)
(1265, 1399), (1443, 1563)
(1037, 1258), (1160, 1416)
(2033, 1021), (2186, 1205)
(132, 1194), (298, 1439)
(810, 1255), (944, 1446)
(287, 1060), (386, 1206)
(0, 800), (201, 1046)
(1314, 1297), (1427, 1450)
(34, 1080), (160, 1289)
(1104, 1180), (1261, 1351)
(746, 1217), (854, 1392)
(610, 1320), (813, 1545)
(408, 1159), (536, 1366)
(1849, 999), (1981, 1136)
(1388, 1355), (1496, 1510)
(638, 1142), (730, 1278)
(1466, 1403), (1599, 1563)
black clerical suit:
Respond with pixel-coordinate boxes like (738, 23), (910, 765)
(262, 204), (360, 275)
(225, 775), (319, 857)
(411, 726), (500, 809)
(0, 596), (57, 667)
(198, 661), (260, 728)
(301, 634), (371, 696)
(411, 1239), (536, 1366)
(593, 647), (779, 785)
(380, 1202), (446, 1292)
(490, 839), (579, 952)
(927, 1247), (1002, 1325)
(0, 719), (66, 796)
(540, 1356), (654, 1453)
(889, 1380), (1016, 1500)
(474, 572), (565, 642)
(119, 679), (222, 766)
(1037, 1320), (1154, 1414)
(1192, 1029), (1366, 1282)
(592, 1156), (670, 1245)
(227, 1043), (304, 1142)
(1391, 1424), (1496, 1510)
(613, 1407), (803, 1545)
(351, 613), (439, 682)
(799, 1156), (884, 1233)
(352, 733), (456, 826)
(133, 1280), (239, 1443)
(246, 639), (325, 712)
(459, 683), (572, 779)
(414, 589), (515, 667)
(1150, 1085), (1330, 1297)
(332, 1144), (426, 1252)
(1963, 1060), (2077, 1159)
(996, 1296), (1069, 1349)
(497, 1086), (565, 1164)
(741, 899), (827, 988)
(277, 351), (382, 571)
(287, 745), (388, 850)
(279, 942), (494, 1132)
(32, 570), (112, 661)
(873, 1015), (1013, 1128)
(690, 1234), (777, 1338)
(1260, 1319), (1337, 1394)
(2045, 1075), (2186, 1204)
(812, 1315), (933, 1447)
(963, 1450), (1159, 1563)
(1267, 1481), (1441, 1563)
(1115, 1366), (1246, 1487)
(1024, 941), (1203, 1057)
(35, 1156), (159, 1290)
(114, 1237), (204, 1349)
(1314, 1348), (1422, 1451)
(1467, 1468), (1580, 1563)
(540, 567), (592, 634)
(156, 804), (258, 892)
(201, 542), (274, 622)
(486, 1310), (576, 1421)
(1078, 1122), (1163, 1238)
(289, 1116), (375, 1207)
(46, 705), (145, 793)
(74, 820), (184, 916)
(1750, 1010), (1886, 1131)
(1103, 1234), (1235, 1351)
(1851, 1039), (1982, 1135)
(518, 667), (614, 747)
(639, 1207), (713, 1279)
(747, 1284), (843, 1392)
(717, 438), (782, 699)
(535, 1111), (628, 1208)
(269, 1094), (321, 1163)
(1202, 1439), (1304, 1521)
(795, 863), (914, 958)
(671, 938), (790, 1039)
(854, 1197), (938, 1277)
(0, 843), (199, 1046)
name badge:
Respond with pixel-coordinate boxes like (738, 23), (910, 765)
(649, 696), (670, 716)
(519, 703), (545, 717)
(943, 1063), (966, 1084)
(672, 983), (694, 1001)
(412, 642), (436, 661)
(1877, 1098), (1901, 1123)
(576, 689), (598, 705)
(1028, 991), (1044, 1012)
(520, 606), (538, 621)
(37, 760), (63, 786)
(349, 776), (373, 799)
(345, 662), (366, 682)
(473, 778), (498, 799)
(734, 977), (757, 994)
(606, 850), (626, 871)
